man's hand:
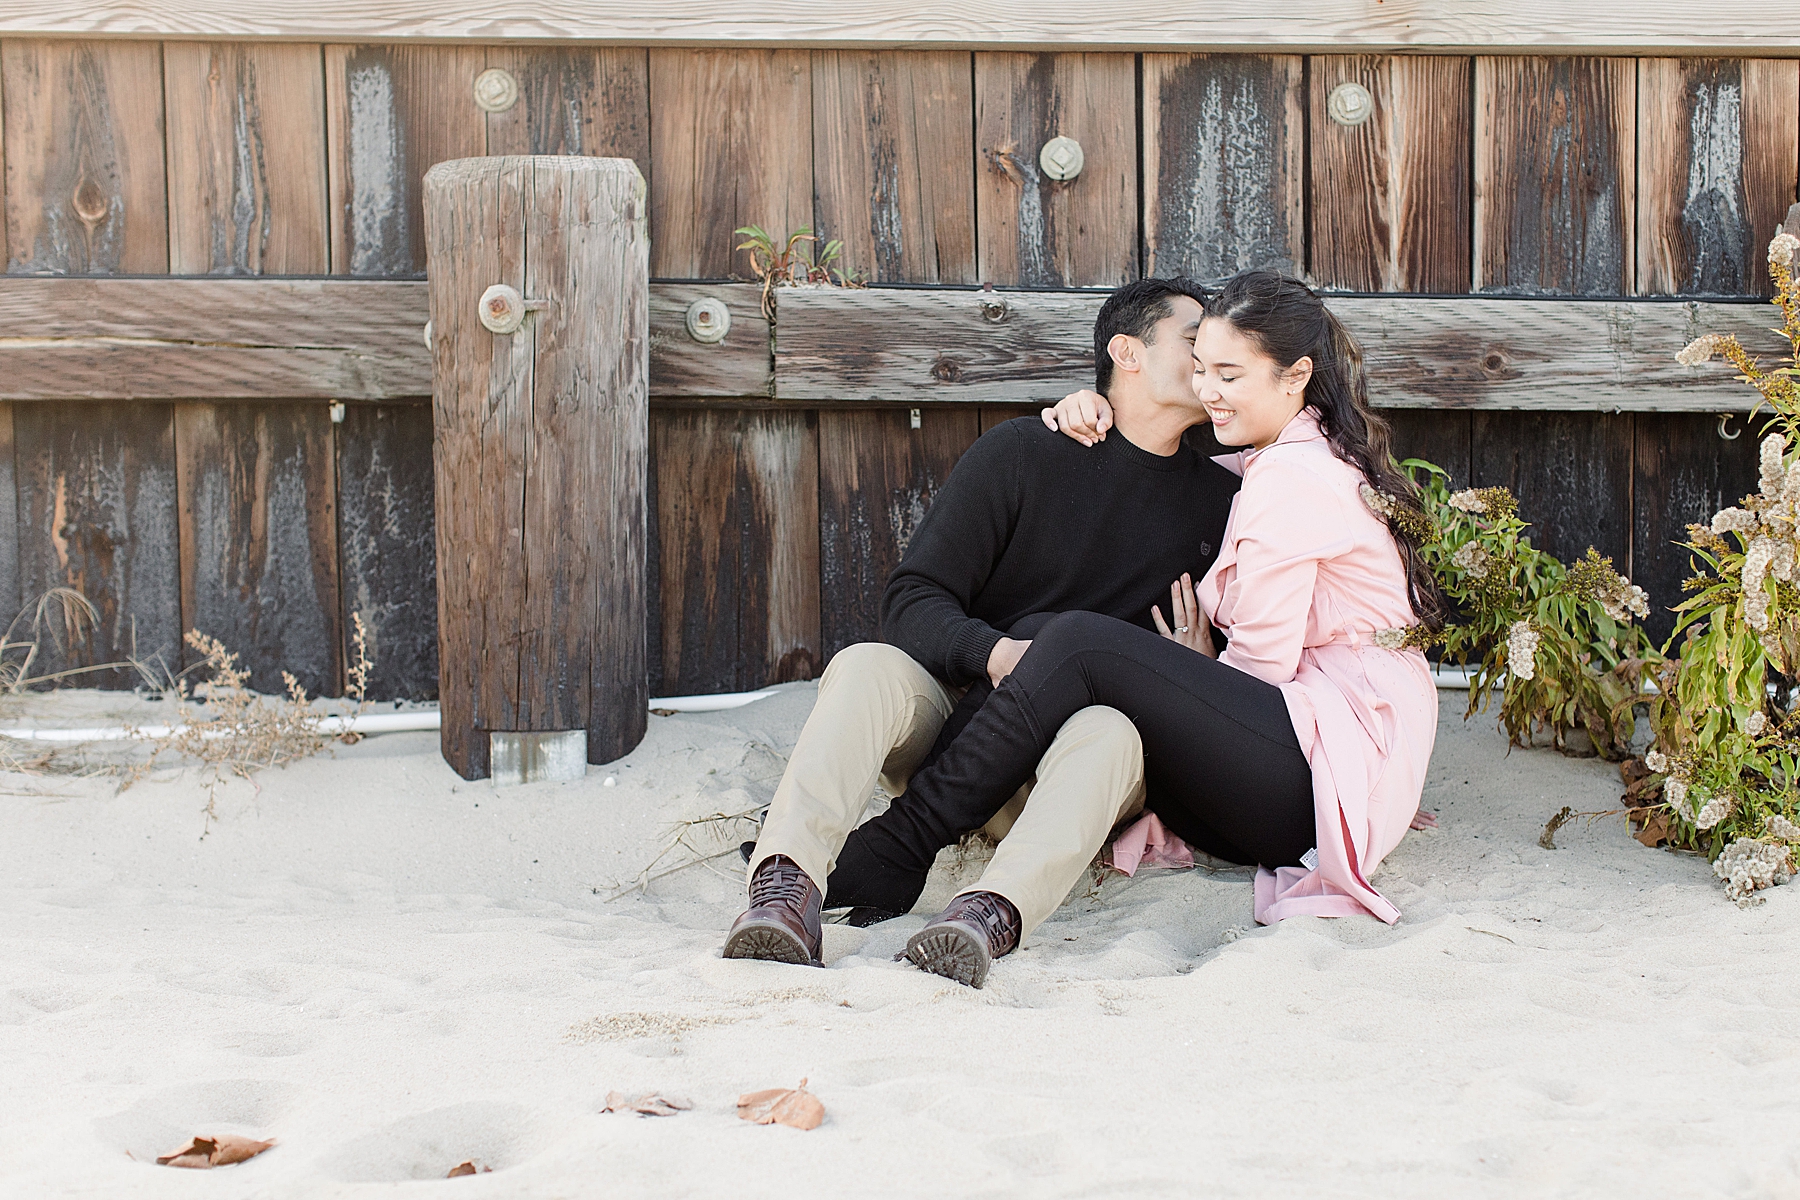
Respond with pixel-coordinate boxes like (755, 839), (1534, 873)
(1040, 390), (1114, 446)
(987, 637), (1031, 687)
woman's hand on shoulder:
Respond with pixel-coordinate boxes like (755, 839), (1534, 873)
(1152, 573), (1217, 658)
(1040, 390), (1114, 446)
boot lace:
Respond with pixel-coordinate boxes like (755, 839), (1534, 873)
(945, 890), (1020, 955)
(750, 855), (814, 912)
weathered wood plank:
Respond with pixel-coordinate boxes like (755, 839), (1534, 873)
(6, 2), (1794, 52)
(174, 401), (341, 695)
(0, 403), (20, 623)
(738, 409), (820, 685)
(817, 406), (980, 659)
(771, 287), (1788, 411)
(1143, 53), (1304, 281)
(1308, 55), (1472, 293)
(1473, 412), (1634, 573)
(336, 401), (437, 701)
(0, 278), (767, 400)
(647, 49), (812, 279)
(653, 408), (740, 694)
(1387, 410), (1473, 487)
(14, 401), (180, 688)
(1638, 58), (1800, 297)
(812, 50), (976, 285)
(2, 39), (167, 275)
(1474, 56), (1636, 294)
(164, 42), (328, 275)
(483, 46), (649, 165)
(325, 44), (485, 276)
(1633, 412), (1760, 644)
(974, 53), (1135, 287)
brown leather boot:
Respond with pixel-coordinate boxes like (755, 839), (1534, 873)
(723, 854), (823, 966)
(904, 890), (1020, 988)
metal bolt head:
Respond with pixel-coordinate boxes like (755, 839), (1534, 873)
(478, 284), (526, 335)
(684, 297), (732, 344)
(1327, 82), (1375, 127)
(1039, 136), (1084, 182)
(473, 67), (520, 114)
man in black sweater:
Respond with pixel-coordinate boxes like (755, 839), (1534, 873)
(725, 278), (1240, 977)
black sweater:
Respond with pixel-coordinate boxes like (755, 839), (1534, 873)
(881, 417), (1241, 685)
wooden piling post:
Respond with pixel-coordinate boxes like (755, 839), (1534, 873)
(423, 156), (649, 781)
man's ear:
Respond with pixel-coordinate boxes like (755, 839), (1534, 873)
(1284, 355), (1315, 395)
(1108, 333), (1141, 374)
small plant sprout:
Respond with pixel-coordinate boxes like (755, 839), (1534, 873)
(732, 224), (865, 319)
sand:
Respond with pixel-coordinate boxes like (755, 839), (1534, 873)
(2, 682), (1797, 1198)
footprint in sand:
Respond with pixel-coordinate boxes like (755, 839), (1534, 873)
(325, 1101), (558, 1182)
(93, 1078), (295, 1164)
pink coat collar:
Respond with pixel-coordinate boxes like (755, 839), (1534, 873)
(1210, 407), (1327, 478)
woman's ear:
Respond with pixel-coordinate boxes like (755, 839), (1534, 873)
(1284, 355), (1314, 395)
(1108, 333), (1140, 374)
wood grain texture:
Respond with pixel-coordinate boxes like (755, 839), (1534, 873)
(1475, 57), (1636, 294)
(483, 46), (649, 165)
(4, 2), (1795, 51)
(0, 404), (19, 622)
(164, 42), (328, 275)
(772, 287), (1787, 411)
(1144, 53), (1304, 281)
(817, 406), (980, 659)
(1633, 412), (1760, 644)
(1386, 410), (1473, 486)
(647, 49), (812, 279)
(812, 50), (976, 284)
(14, 401), (180, 688)
(1308, 55), (1472, 293)
(975, 52), (1135, 288)
(1638, 58), (1800, 297)
(737, 409), (820, 686)
(174, 401), (341, 695)
(425, 155), (649, 779)
(0, 277), (766, 399)
(336, 401), (437, 701)
(1472, 412), (1634, 573)
(3, 39), (167, 274)
(326, 43), (485, 276)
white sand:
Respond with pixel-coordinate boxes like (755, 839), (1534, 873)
(3, 682), (1797, 1198)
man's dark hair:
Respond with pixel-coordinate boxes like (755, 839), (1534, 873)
(1092, 277), (1210, 395)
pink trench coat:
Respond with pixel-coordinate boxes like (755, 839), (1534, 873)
(1196, 409), (1438, 925)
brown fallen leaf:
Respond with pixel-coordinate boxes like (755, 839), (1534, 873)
(737, 1078), (825, 1131)
(1634, 809), (1672, 848)
(155, 1133), (275, 1169)
(446, 1159), (492, 1177)
(602, 1091), (692, 1117)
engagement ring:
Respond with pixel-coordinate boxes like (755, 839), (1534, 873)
(1177, 625), (1189, 633)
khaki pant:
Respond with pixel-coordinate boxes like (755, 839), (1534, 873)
(750, 642), (1145, 940)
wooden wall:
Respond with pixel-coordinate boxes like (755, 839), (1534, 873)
(3, 43), (1797, 698)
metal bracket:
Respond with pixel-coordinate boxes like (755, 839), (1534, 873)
(477, 284), (549, 335)
(1719, 413), (1742, 440)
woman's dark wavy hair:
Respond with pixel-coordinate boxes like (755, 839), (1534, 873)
(1205, 270), (1449, 632)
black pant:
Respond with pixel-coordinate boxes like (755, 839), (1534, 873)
(825, 611), (1315, 913)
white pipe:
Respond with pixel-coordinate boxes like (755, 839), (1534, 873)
(0, 689), (778, 742)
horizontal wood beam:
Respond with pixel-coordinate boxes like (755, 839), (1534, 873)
(0, 3), (1795, 53)
(0, 277), (1783, 411)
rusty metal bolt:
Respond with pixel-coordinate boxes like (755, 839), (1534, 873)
(685, 297), (731, 344)
(478, 284), (526, 335)
(978, 296), (1010, 323)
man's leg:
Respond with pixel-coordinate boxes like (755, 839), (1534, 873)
(747, 642), (955, 888)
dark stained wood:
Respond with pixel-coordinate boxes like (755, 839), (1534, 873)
(772, 286), (1785, 411)
(1638, 58), (1800, 297)
(818, 407), (981, 659)
(174, 402), (341, 695)
(325, 44), (485, 276)
(483, 46), (650, 165)
(1308, 55), (1471, 293)
(425, 156), (648, 778)
(738, 409), (820, 684)
(647, 49), (812, 279)
(1143, 53), (1304, 281)
(0, 404), (19, 624)
(974, 52), (1136, 287)
(1385, 410), (1472, 486)
(1633, 412), (1760, 645)
(1474, 57), (1636, 294)
(1473, 412), (1633, 572)
(336, 401), (437, 701)
(164, 42), (328, 275)
(980, 405), (1039, 433)
(653, 409), (740, 693)
(14, 402), (180, 688)
(3, 40), (167, 274)
(812, 50), (976, 285)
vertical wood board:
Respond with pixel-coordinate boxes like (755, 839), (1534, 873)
(1633, 413), (1760, 645)
(1472, 411), (1633, 574)
(483, 46), (650, 166)
(653, 408), (741, 694)
(0, 404), (19, 624)
(738, 410), (820, 685)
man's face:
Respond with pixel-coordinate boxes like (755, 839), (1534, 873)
(1137, 296), (1206, 407)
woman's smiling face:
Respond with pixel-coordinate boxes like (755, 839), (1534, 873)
(1190, 316), (1312, 450)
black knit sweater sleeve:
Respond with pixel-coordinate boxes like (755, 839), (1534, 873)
(879, 422), (1022, 685)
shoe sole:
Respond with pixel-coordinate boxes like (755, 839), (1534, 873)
(904, 925), (991, 988)
(723, 919), (819, 967)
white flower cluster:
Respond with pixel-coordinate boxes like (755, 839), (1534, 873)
(1746, 710), (1768, 736)
(1771, 231), (1800, 270)
(1600, 582), (1651, 623)
(1451, 541), (1490, 579)
(1694, 792), (1732, 830)
(1506, 621), (1539, 682)
(1644, 749), (1669, 773)
(1767, 814), (1800, 842)
(1763, 433), (1787, 497)
(1359, 484), (1399, 521)
(1664, 776), (1690, 811)
(1372, 627), (1408, 650)
(1713, 836), (1794, 904)
(1677, 334), (1730, 367)
(1744, 537), (1779, 629)
(1712, 506), (1758, 534)
(1447, 489), (1486, 513)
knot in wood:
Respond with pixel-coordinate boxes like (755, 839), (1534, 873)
(71, 177), (109, 225)
(931, 356), (964, 383)
(978, 296), (1010, 323)
(1482, 350), (1507, 373)
(478, 284), (526, 335)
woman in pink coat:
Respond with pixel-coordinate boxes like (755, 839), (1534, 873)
(881, 271), (1446, 984)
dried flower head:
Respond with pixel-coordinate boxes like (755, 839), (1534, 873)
(1451, 541), (1490, 580)
(1447, 487), (1518, 518)
(1506, 620), (1539, 682)
(1767, 814), (1800, 842)
(1677, 334), (1731, 367)
(1743, 536), (1777, 630)
(1761, 433), (1787, 498)
(1372, 627), (1406, 650)
(1746, 710), (1769, 737)
(1770, 231), (1800, 270)
(1694, 792), (1732, 830)
(1359, 483), (1396, 519)
(1712, 507), (1759, 535)
(1665, 777), (1690, 811)
(1687, 523), (1730, 555)
(1564, 547), (1648, 622)
(1713, 836), (1793, 904)
(1644, 749), (1669, 774)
